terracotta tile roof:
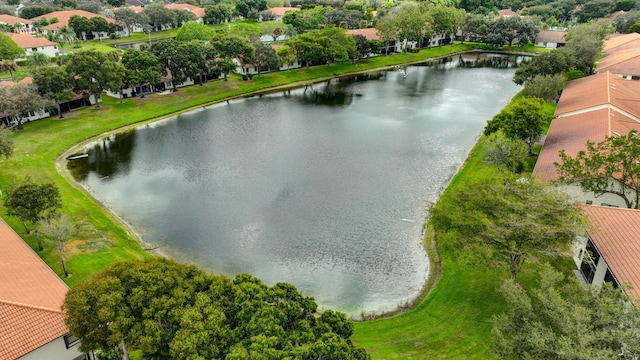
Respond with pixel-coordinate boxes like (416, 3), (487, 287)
(114, 5), (144, 12)
(581, 204), (640, 299)
(0, 301), (68, 360)
(346, 28), (379, 41)
(3, 32), (58, 49)
(554, 72), (640, 118)
(31, 10), (115, 31)
(603, 32), (640, 54)
(535, 30), (566, 44)
(596, 48), (640, 77)
(0, 14), (32, 25)
(267, 7), (299, 16)
(0, 217), (70, 359)
(533, 72), (640, 181)
(164, 3), (205, 18)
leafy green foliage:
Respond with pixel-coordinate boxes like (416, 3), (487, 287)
(0, 125), (13, 159)
(555, 130), (640, 209)
(513, 49), (573, 85)
(483, 131), (528, 173)
(67, 50), (124, 108)
(565, 19), (611, 75)
(114, 8), (149, 37)
(576, 0), (615, 22)
(63, 258), (370, 360)
(522, 73), (565, 102)
(204, 4), (232, 24)
(484, 97), (551, 155)
(486, 16), (538, 47)
(0, 33), (25, 61)
(4, 182), (62, 251)
(175, 21), (216, 41)
(20, 5), (55, 19)
(287, 25), (357, 66)
(0, 84), (54, 128)
(236, 0), (267, 19)
(32, 66), (75, 118)
(493, 264), (640, 359)
(121, 49), (163, 96)
(429, 174), (583, 281)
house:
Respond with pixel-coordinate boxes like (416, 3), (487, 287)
(533, 71), (640, 206)
(164, 3), (205, 23)
(0, 78), (51, 126)
(496, 8), (518, 18)
(596, 48), (640, 80)
(535, 30), (566, 48)
(0, 14), (33, 33)
(30, 10), (121, 40)
(575, 205), (640, 299)
(267, 7), (299, 21)
(346, 28), (401, 54)
(0, 217), (95, 360)
(602, 33), (640, 56)
(3, 32), (59, 59)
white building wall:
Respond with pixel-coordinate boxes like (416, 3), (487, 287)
(18, 336), (92, 360)
(23, 44), (58, 58)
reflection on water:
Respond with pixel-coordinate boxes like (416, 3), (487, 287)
(70, 54), (524, 315)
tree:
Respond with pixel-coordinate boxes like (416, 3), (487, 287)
(42, 214), (78, 277)
(555, 130), (640, 209)
(260, 21), (284, 41)
(144, 3), (175, 31)
(493, 264), (640, 359)
(576, 0), (615, 22)
(0, 125), (13, 159)
(429, 174), (583, 282)
(32, 66), (76, 118)
(484, 97), (551, 155)
(67, 50), (122, 108)
(0, 84), (54, 128)
(171, 9), (196, 28)
(211, 34), (255, 67)
(121, 49), (162, 98)
(486, 16), (538, 47)
(325, 9), (364, 29)
(0, 60), (18, 81)
(4, 182), (62, 251)
(63, 258), (370, 359)
(215, 57), (236, 81)
(151, 39), (195, 91)
(105, 0), (125, 7)
(175, 21), (216, 41)
(353, 34), (370, 59)
(522, 73), (565, 102)
(26, 52), (50, 69)
(68, 15), (93, 39)
(630, 21), (640, 33)
(565, 19), (610, 75)
(114, 8), (149, 38)
(483, 131), (528, 173)
(235, 0), (267, 19)
(282, 6), (326, 33)
(0, 33), (25, 62)
(250, 35), (279, 76)
(20, 6), (55, 19)
(56, 26), (77, 48)
(513, 49), (574, 85)
(614, 9), (640, 33)
(276, 46), (296, 70)
(203, 4), (231, 24)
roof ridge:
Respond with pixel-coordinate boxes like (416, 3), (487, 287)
(0, 299), (65, 314)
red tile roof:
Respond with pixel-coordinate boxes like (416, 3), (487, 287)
(164, 3), (205, 18)
(596, 48), (640, 77)
(533, 72), (640, 181)
(0, 217), (70, 360)
(31, 10), (115, 31)
(581, 205), (640, 299)
(267, 7), (299, 16)
(114, 5), (144, 12)
(346, 28), (379, 41)
(603, 33), (640, 55)
(0, 14), (32, 25)
(3, 32), (58, 49)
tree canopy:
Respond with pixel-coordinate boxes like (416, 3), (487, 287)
(0, 126), (13, 159)
(430, 174), (583, 281)
(4, 182), (62, 251)
(32, 66), (76, 118)
(555, 130), (640, 209)
(67, 50), (124, 108)
(64, 257), (370, 360)
(484, 97), (551, 155)
(493, 264), (640, 359)
(175, 21), (216, 41)
(0, 33), (25, 61)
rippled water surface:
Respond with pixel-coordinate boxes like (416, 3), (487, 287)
(70, 54), (523, 314)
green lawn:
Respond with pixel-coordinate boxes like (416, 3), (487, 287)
(0, 44), (561, 358)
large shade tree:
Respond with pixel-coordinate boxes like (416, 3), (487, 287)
(0, 84), (54, 129)
(555, 130), (640, 209)
(32, 66), (76, 118)
(63, 257), (370, 360)
(67, 50), (123, 108)
(430, 174), (583, 282)
(4, 182), (62, 251)
(0, 125), (12, 159)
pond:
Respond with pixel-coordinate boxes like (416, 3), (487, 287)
(69, 53), (524, 315)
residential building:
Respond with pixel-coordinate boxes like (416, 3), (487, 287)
(0, 78), (51, 126)
(164, 3), (205, 23)
(0, 217), (94, 360)
(533, 71), (640, 207)
(535, 30), (566, 48)
(266, 7), (299, 21)
(602, 33), (640, 56)
(0, 14), (33, 33)
(574, 205), (640, 300)
(3, 32), (59, 59)
(30, 10), (121, 40)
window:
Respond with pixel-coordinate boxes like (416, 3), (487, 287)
(604, 269), (619, 289)
(32, 48), (37, 51)
(580, 239), (600, 283)
(63, 333), (80, 348)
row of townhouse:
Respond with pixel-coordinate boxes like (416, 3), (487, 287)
(533, 32), (640, 298)
(0, 218), (94, 360)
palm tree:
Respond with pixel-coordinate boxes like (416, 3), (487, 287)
(27, 52), (50, 69)
(0, 61), (18, 80)
(57, 26), (77, 49)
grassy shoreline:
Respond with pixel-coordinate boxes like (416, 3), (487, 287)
(1, 44), (543, 357)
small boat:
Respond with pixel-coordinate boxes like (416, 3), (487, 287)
(67, 154), (88, 160)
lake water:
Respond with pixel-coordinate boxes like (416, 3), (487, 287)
(69, 53), (524, 315)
